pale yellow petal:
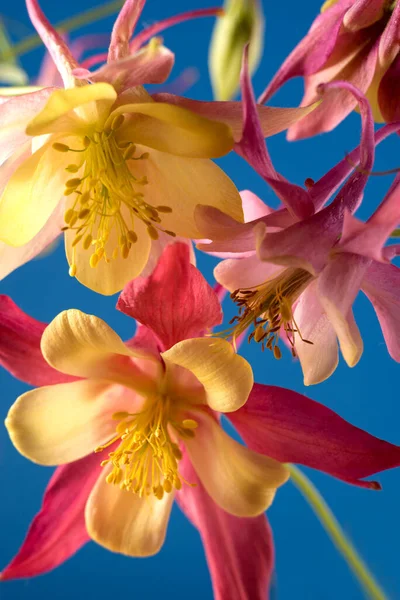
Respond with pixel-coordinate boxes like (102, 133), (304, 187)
(5, 380), (133, 465)
(186, 413), (289, 517)
(162, 338), (253, 413)
(65, 216), (151, 296)
(112, 102), (234, 158)
(41, 309), (158, 393)
(86, 466), (174, 556)
(26, 83), (117, 136)
(0, 142), (69, 245)
(134, 146), (244, 238)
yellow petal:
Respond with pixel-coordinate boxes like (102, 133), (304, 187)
(162, 338), (253, 413)
(111, 102), (234, 158)
(26, 83), (117, 136)
(65, 217), (151, 296)
(86, 466), (174, 556)
(185, 413), (289, 516)
(41, 309), (158, 393)
(0, 142), (69, 245)
(5, 380), (128, 465)
(134, 146), (244, 238)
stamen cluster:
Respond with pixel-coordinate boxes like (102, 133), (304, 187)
(228, 268), (314, 358)
(53, 115), (175, 278)
(95, 395), (198, 499)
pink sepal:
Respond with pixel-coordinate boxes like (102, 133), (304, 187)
(117, 243), (222, 351)
(0, 453), (101, 580)
(0, 296), (76, 386)
(176, 453), (274, 600)
(228, 383), (400, 489)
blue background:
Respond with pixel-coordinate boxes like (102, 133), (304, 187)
(0, 0), (399, 598)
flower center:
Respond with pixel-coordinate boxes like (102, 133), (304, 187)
(95, 394), (198, 499)
(53, 115), (175, 278)
(227, 268), (314, 358)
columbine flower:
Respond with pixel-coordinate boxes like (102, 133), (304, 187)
(200, 74), (400, 383)
(0, 0), (314, 294)
(2, 243), (400, 597)
(259, 0), (400, 138)
(2, 244), (400, 596)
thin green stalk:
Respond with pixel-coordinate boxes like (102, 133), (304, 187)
(0, 0), (124, 61)
(288, 465), (387, 600)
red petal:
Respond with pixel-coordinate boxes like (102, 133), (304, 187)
(0, 453), (101, 580)
(176, 453), (274, 600)
(0, 296), (75, 387)
(117, 243), (222, 350)
(229, 383), (400, 489)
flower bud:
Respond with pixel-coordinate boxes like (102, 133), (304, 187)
(209, 0), (264, 101)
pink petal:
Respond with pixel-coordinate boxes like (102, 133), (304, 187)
(107, 0), (146, 62)
(214, 255), (283, 291)
(130, 7), (224, 53)
(150, 92), (319, 143)
(26, 0), (78, 86)
(293, 281), (339, 385)
(0, 296), (74, 386)
(0, 88), (55, 166)
(125, 324), (162, 358)
(258, 81), (376, 270)
(338, 175), (400, 261)
(310, 117), (399, 212)
(36, 34), (110, 86)
(362, 261), (400, 361)
(0, 452), (101, 580)
(317, 253), (368, 367)
(288, 40), (378, 139)
(258, 1), (351, 103)
(73, 46), (174, 91)
(344, 0), (387, 30)
(176, 453), (274, 600)
(228, 383), (400, 489)
(378, 54), (400, 121)
(241, 189), (273, 221)
(257, 206), (340, 274)
(196, 205), (294, 257)
(236, 46), (314, 219)
(117, 243), (222, 350)
(379, 1), (400, 65)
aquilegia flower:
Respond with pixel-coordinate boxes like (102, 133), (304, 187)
(2, 243), (400, 599)
(0, 0), (314, 294)
(259, 0), (400, 138)
(199, 75), (400, 383)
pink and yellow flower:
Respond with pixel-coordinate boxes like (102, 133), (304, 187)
(259, 0), (400, 138)
(0, 0), (313, 294)
(2, 243), (400, 598)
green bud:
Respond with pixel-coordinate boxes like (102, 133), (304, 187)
(209, 0), (264, 101)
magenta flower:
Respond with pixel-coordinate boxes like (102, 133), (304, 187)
(259, 0), (400, 138)
(2, 243), (400, 599)
(198, 68), (400, 383)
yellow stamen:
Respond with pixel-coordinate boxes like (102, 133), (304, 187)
(96, 396), (198, 500)
(61, 127), (176, 268)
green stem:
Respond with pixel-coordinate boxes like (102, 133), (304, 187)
(0, 0), (124, 61)
(288, 465), (387, 600)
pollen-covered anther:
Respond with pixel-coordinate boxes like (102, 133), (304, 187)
(96, 398), (197, 499)
(226, 268), (315, 358)
(59, 127), (177, 268)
